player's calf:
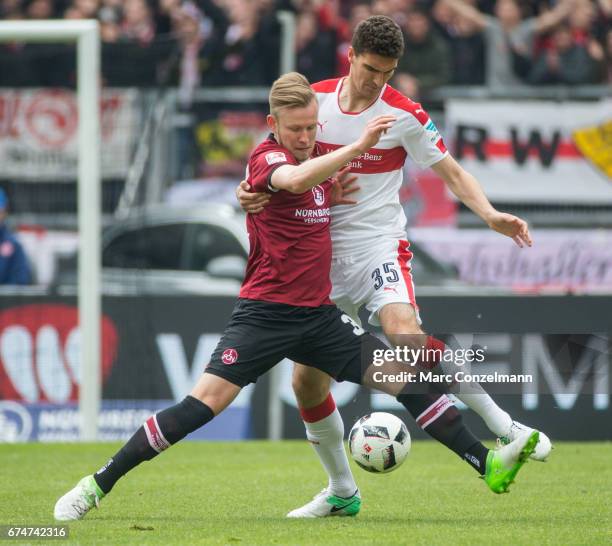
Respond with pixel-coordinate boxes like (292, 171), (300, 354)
(54, 388), (223, 521)
(92, 395), (215, 496)
(292, 363), (333, 408)
(292, 367), (359, 505)
(53, 372), (241, 520)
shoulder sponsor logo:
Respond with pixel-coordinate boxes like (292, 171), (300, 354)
(312, 185), (325, 206)
(265, 151), (287, 165)
(425, 119), (442, 144)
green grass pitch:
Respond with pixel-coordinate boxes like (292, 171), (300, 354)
(1, 441), (611, 545)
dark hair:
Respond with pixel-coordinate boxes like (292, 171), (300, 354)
(352, 15), (404, 59)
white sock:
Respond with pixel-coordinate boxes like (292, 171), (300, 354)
(455, 391), (513, 437)
(436, 345), (513, 437)
(301, 397), (357, 498)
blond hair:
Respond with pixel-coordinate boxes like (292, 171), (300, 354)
(269, 72), (315, 116)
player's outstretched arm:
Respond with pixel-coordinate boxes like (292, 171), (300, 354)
(235, 167), (361, 214)
(271, 115), (396, 194)
(432, 155), (533, 247)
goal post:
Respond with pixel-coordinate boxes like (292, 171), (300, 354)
(0, 20), (101, 441)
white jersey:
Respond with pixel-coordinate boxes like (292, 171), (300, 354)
(313, 78), (448, 256)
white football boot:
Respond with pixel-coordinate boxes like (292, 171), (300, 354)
(286, 488), (361, 518)
(54, 475), (104, 521)
(498, 421), (552, 461)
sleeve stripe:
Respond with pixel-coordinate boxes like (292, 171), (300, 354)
(266, 162), (290, 192)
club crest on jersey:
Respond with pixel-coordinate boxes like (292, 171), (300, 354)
(221, 348), (238, 365)
(312, 185), (325, 206)
(265, 151), (287, 165)
(424, 119), (442, 144)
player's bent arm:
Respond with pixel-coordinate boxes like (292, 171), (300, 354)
(236, 180), (270, 213)
(270, 143), (363, 194)
(271, 114), (396, 194)
(431, 154), (497, 225)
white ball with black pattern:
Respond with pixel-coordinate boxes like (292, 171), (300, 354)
(348, 412), (411, 473)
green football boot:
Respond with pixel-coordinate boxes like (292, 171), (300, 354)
(484, 430), (539, 494)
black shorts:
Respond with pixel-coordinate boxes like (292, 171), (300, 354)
(205, 298), (385, 388)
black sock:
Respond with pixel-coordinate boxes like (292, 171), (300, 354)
(94, 396), (214, 494)
(397, 392), (489, 474)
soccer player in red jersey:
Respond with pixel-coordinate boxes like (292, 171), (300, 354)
(239, 16), (551, 518)
(54, 72), (538, 522)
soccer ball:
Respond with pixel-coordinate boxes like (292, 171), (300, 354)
(348, 412), (411, 473)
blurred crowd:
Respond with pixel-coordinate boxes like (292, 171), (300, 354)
(0, 0), (610, 95)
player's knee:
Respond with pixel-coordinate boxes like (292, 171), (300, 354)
(292, 367), (330, 408)
(380, 305), (422, 344)
(190, 372), (240, 414)
(292, 377), (328, 407)
(385, 322), (424, 348)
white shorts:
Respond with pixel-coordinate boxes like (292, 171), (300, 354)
(330, 239), (421, 327)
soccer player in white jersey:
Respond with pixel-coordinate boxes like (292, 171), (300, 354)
(239, 15), (551, 518)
